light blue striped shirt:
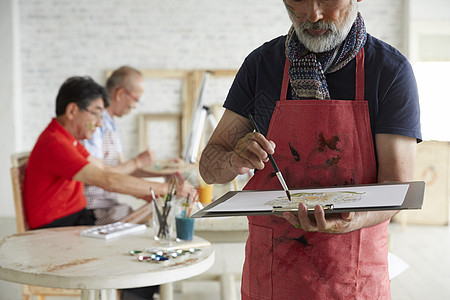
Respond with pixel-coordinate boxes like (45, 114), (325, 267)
(82, 110), (122, 159)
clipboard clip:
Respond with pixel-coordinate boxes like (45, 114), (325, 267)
(272, 204), (334, 213)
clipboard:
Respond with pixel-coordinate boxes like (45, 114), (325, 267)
(191, 181), (425, 218)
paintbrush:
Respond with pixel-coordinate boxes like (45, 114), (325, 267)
(150, 187), (163, 225)
(248, 114), (291, 201)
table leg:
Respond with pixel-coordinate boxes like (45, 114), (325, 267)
(81, 289), (118, 300)
(220, 274), (238, 300)
(159, 282), (174, 300)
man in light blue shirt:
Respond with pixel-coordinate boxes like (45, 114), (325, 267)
(84, 108), (122, 158)
(83, 66), (156, 224)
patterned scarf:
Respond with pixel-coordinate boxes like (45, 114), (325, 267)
(285, 12), (367, 100)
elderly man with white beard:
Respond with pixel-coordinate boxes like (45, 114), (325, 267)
(199, 0), (421, 299)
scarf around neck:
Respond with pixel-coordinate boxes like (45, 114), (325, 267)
(285, 12), (367, 100)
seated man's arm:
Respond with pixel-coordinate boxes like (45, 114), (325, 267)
(88, 151), (157, 177)
(120, 151), (172, 178)
(74, 158), (196, 200)
(107, 150), (163, 177)
(73, 161), (167, 199)
(94, 151), (147, 175)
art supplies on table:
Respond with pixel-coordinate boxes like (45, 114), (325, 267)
(128, 238), (211, 263)
(192, 181), (425, 218)
(80, 222), (147, 240)
(152, 177), (177, 241)
(174, 194), (200, 241)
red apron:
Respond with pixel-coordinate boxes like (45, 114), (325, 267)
(241, 49), (390, 300)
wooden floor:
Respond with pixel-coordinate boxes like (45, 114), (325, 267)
(1, 217), (449, 299)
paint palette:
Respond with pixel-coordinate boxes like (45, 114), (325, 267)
(80, 222), (147, 240)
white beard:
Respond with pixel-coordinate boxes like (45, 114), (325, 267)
(290, 1), (358, 53)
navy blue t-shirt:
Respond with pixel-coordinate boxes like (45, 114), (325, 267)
(224, 34), (422, 143)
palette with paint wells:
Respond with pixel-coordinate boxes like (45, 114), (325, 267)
(80, 222), (147, 240)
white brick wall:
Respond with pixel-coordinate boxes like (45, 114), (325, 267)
(18, 0), (409, 155)
(1, 0), (410, 217)
(359, 0), (408, 53)
(18, 0), (291, 153)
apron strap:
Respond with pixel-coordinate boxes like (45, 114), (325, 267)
(280, 59), (290, 102)
(281, 47), (365, 101)
(355, 47), (365, 101)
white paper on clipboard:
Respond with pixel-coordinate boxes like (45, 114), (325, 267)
(207, 184), (409, 213)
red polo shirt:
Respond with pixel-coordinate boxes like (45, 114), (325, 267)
(23, 119), (90, 229)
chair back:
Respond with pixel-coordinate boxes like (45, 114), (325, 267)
(10, 151), (86, 299)
(10, 152), (31, 233)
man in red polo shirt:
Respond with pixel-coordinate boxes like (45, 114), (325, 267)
(23, 76), (195, 229)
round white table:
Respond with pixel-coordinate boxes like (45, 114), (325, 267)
(0, 226), (214, 300)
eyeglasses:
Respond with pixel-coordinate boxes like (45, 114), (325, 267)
(83, 108), (103, 121)
(123, 88), (140, 103)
